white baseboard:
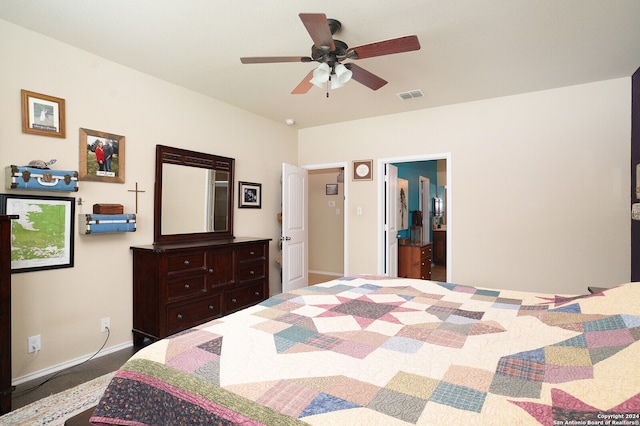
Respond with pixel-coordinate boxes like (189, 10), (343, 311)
(308, 270), (343, 277)
(12, 340), (133, 386)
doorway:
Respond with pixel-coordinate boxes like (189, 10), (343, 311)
(377, 154), (451, 282)
(305, 163), (348, 283)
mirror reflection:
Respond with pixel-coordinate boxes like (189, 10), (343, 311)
(154, 145), (234, 244)
(161, 165), (229, 234)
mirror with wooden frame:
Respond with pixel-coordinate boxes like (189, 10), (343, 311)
(154, 145), (234, 244)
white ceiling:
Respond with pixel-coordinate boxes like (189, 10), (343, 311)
(2, 0), (640, 129)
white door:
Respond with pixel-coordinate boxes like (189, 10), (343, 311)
(282, 163), (308, 292)
(385, 164), (399, 276)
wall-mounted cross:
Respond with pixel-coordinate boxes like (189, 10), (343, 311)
(127, 182), (146, 214)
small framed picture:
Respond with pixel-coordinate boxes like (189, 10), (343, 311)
(79, 128), (126, 183)
(21, 89), (66, 138)
(353, 159), (373, 181)
(239, 181), (262, 208)
(326, 184), (338, 195)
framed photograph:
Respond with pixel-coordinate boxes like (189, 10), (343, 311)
(353, 159), (373, 181)
(79, 128), (126, 183)
(398, 178), (408, 230)
(326, 184), (339, 195)
(0, 194), (75, 273)
(21, 89), (66, 138)
(238, 181), (261, 208)
(636, 163), (640, 200)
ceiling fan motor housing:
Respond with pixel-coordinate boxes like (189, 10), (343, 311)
(311, 39), (348, 67)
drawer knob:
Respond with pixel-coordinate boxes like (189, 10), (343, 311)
(254, 291), (260, 296)
(208, 305), (214, 310)
(249, 251), (255, 255)
(184, 284), (190, 289)
(208, 268), (214, 273)
(232, 298), (237, 303)
(249, 270), (255, 275)
(177, 314), (183, 320)
(183, 260), (190, 266)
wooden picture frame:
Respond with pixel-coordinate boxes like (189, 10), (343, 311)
(353, 160), (373, 181)
(0, 193), (75, 273)
(21, 89), (66, 138)
(238, 181), (261, 208)
(79, 128), (126, 183)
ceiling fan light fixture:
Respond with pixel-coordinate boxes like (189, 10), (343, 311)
(330, 63), (353, 89)
(310, 63), (331, 88)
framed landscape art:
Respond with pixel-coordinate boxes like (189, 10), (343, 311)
(0, 194), (75, 273)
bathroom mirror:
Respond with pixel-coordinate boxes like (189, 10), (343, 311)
(154, 145), (234, 244)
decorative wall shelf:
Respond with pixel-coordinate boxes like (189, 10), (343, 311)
(5, 165), (78, 192)
(79, 214), (136, 234)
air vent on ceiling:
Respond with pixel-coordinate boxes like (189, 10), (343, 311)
(397, 89), (425, 100)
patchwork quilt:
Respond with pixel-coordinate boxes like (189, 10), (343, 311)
(91, 277), (640, 425)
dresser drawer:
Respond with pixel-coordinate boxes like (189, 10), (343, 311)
(226, 282), (265, 314)
(420, 263), (431, 280)
(420, 245), (431, 259)
(237, 244), (265, 262)
(167, 275), (206, 301)
(166, 294), (223, 335)
(238, 262), (266, 283)
(166, 252), (205, 273)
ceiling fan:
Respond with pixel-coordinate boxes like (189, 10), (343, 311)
(240, 13), (421, 94)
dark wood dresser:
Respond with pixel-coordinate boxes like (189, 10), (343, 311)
(131, 237), (270, 344)
(1, 215), (17, 414)
(398, 243), (432, 280)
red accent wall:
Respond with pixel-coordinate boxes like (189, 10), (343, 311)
(632, 67), (640, 281)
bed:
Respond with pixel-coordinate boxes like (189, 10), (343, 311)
(91, 276), (640, 425)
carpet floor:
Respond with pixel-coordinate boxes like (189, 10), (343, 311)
(0, 372), (113, 426)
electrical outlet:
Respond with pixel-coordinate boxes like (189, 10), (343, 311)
(28, 335), (41, 353)
(100, 317), (110, 333)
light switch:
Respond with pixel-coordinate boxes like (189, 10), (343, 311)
(356, 207), (362, 215)
(328, 200), (335, 207)
(336, 208), (340, 215)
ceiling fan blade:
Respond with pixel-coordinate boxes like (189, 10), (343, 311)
(299, 13), (335, 51)
(348, 35), (420, 59)
(292, 70), (315, 94)
(241, 56), (313, 64)
(345, 63), (387, 90)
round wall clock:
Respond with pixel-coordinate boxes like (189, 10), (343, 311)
(353, 160), (373, 180)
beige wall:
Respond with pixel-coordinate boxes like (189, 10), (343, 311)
(1, 20), (297, 381)
(308, 170), (344, 275)
(299, 78), (631, 295)
(1, 17), (633, 383)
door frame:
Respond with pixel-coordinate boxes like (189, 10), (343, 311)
(376, 153), (452, 281)
(301, 161), (349, 276)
